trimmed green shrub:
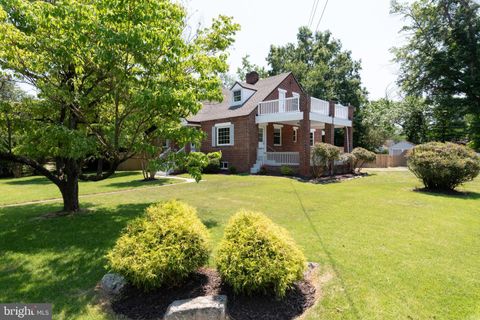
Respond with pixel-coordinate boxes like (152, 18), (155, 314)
(107, 200), (210, 290)
(407, 142), (480, 191)
(258, 165), (268, 175)
(228, 166), (237, 174)
(352, 147), (376, 173)
(280, 165), (295, 176)
(311, 142), (340, 177)
(204, 151), (222, 173)
(216, 210), (306, 298)
(339, 153), (356, 173)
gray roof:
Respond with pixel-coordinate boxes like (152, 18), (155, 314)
(188, 72), (291, 122)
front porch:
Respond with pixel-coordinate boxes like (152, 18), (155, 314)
(251, 97), (353, 174)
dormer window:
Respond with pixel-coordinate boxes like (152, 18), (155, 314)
(233, 90), (242, 102)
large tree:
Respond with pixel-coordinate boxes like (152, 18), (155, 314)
(392, 0), (480, 149)
(0, 0), (239, 212)
(266, 27), (369, 147)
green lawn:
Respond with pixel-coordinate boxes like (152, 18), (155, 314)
(0, 171), (479, 319)
(0, 171), (178, 205)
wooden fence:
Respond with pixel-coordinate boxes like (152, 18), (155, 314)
(363, 153), (408, 168)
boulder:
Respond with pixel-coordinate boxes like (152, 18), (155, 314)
(100, 273), (126, 296)
(164, 295), (227, 320)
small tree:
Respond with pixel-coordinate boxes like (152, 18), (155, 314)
(352, 147), (376, 173)
(407, 142), (480, 191)
(311, 143), (340, 177)
(0, 0), (239, 212)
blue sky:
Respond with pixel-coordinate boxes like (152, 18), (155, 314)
(188, 0), (407, 100)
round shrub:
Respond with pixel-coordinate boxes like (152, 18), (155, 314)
(351, 147), (376, 173)
(107, 200), (210, 290)
(407, 142), (480, 191)
(216, 211), (306, 298)
(311, 142), (341, 177)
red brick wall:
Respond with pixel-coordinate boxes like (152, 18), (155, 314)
(199, 112), (257, 173)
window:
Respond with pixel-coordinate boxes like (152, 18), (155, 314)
(233, 90), (241, 102)
(293, 127), (298, 143)
(274, 125), (282, 146)
(220, 161), (229, 170)
(217, 127), (231, 145)
(310, 130), (316, 146)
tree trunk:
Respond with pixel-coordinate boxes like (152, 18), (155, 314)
(59, 160), (81, 212)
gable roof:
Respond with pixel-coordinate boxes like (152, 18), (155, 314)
(188, 72), (292, 122)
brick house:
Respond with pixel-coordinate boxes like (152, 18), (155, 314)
(187, 71), (354, 176)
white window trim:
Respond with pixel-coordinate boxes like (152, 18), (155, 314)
(293, 127), (298, 143)
(215, 123), (234, 146)
(310, 129), (316, 146)
(220, 161), (229, 170)
(233, 90), (242, 102)
(274, 124), (283, 146)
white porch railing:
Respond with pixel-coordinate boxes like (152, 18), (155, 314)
(258, 97), (299, 115)
(335, 104), (349, 119)
(311, 97), (329, 115)
(266, 152), (300, 165)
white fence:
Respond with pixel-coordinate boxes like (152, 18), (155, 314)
(311, 97), (329, 115)
(258, 97), (300, 115)
(266, 152), (300, 165)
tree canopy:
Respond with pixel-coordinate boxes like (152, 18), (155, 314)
(392, 0), (480, 149)
(0, 0), (239, 212)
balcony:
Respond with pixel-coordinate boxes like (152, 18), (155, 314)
(256, 97), (303, 124)
(257, 97), (299, 115)
(310, 97), (352, 127)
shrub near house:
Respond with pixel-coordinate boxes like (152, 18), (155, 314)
(216, 210), (306, 298)
(407, 142), (480, 191)
(107, 200), (210, 290)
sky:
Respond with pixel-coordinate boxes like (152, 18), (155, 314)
(187, 0), (407, 100)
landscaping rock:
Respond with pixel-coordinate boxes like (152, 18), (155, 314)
(101, 273), (126, 296)
(164, 295), (227, 320)
(304, 262), (319, 279)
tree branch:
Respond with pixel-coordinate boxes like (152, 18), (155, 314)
(0, 152), (61, 185)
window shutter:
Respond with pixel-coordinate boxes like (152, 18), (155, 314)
(229, 124), (234, 145)
(211, 126), (216, 147)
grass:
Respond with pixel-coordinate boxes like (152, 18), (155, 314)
(0, 170), (479, 319)
(0, 171), (178, 205)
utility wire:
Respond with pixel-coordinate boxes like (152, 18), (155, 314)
(308, 0), (321, 29)
(314, 0), (330, 32)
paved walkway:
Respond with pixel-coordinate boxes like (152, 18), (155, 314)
(0, 175), (195, 208)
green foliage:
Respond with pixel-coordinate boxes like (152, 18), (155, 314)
(258, 165), (268, 175)
(204, 151), (222, 173)
(107, 200), (210, 290)
(352, 147), (376, 173)
(0, 0), (239, 210)
(216, 210), (306, 298)
(311, 143), (341, 177)
(280, 165), (295, 176)
(228, 166), (237, 174)
(185, 152), (209, 182)
(407, 142), (480, 191)
(392, 0), (480, 149)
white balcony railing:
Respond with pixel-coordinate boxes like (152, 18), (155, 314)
(258, 97), (299, 115)
(335, 104), (349, 119)
(266, 152), (300, 165)
(311, 97), (329, 115)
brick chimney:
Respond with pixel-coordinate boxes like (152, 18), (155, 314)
(246, 71), (259, 85)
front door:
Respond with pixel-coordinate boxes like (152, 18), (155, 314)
(258, 125), (266, 151)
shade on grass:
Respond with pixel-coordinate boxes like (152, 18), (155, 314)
(0, 171), (479, 319)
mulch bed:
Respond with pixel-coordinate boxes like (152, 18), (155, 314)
(110, 267), (317, 320)
(307, 172), (368, 184)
